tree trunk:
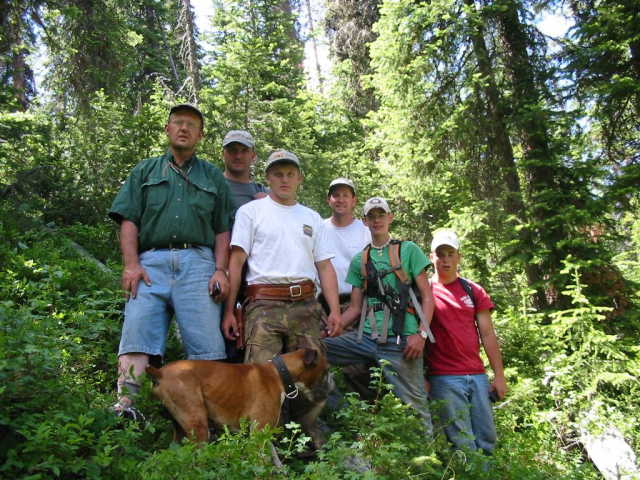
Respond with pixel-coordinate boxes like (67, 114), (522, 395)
(494, 0), (569, 309)
(304, 0), (324, 92)
(465, 0), (547, 308)
(178, 0), (201, 103)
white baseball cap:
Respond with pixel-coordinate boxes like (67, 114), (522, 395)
(431, 229), (460, 251)
(223, 130), (255, 148)
(363, 197), (391, 216)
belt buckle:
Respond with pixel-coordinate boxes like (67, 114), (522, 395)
(289, 285), (302, 298)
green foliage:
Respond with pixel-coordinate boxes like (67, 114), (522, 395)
(140, 423), (282, 479)
(2, 0), (640, 477)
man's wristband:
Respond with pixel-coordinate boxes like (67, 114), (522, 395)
(216, 268), (228, 276)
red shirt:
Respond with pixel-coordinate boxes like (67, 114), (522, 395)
(426, 278), (494, 375)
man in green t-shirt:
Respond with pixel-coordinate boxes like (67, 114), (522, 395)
(108, 104), (233, 419)
(322, 196), (435, 435)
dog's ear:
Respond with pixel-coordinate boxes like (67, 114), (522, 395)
(303, 348), (318, 366)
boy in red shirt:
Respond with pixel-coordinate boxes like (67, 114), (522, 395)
(426, 229), (507, 454)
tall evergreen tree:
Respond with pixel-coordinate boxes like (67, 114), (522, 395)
(0, 1), (42, 110)
(201, 0), (306, 144)
(564, 0), (640, 207)
(325, 0), (380, 117)
(368, 0), (618, 310)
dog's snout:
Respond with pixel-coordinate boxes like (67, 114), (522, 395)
(303, 348), (318, 366)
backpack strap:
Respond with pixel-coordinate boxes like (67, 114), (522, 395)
(360, 244), (371, 293)
(458, 277), (477, 313)
(458, 277), (481, 341)
(388, 240), (410, 285)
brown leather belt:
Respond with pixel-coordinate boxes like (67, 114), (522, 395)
(245, 280), (316, 302)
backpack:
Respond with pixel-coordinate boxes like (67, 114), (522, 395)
(357, 240), (435, 344)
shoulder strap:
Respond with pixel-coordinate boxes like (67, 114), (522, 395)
(458, 277), (476, 309)
(360, 244), (371, 291)
(389, 239), (410, 285)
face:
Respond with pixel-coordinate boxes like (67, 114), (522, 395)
(165, 111), (203, 152)
(327, 185), (357, 216)
(363, 208), (393, 236)
(266, 163), (302, 205)
(430, 245), (460, 277)
(223, 142), (256, 175)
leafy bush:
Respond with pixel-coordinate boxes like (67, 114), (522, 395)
(1, 202), (637, 478)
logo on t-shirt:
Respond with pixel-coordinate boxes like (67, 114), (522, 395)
(461, 295), (474, 308)
(303, 224), (313, 237)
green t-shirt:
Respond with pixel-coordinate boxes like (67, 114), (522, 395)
(346, 241), (430, 337)
(109, 152), (233, 252)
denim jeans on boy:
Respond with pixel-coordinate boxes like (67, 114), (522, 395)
(118, 246), (226, 360)
(323, 331), (433, 436)
(428, 374), (496, 454)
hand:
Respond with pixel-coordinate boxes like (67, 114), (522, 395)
(490, 375), (507, 400)
(208, 270), (229, 303)
(121, 263), (151, 299)
(324, 311), (343, 337)
(403, 333), (426, 360)
(222, 311), (239, 341)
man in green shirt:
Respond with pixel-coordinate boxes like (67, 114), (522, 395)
(322, 197), (435, 435)
(108, 104), (233, 418)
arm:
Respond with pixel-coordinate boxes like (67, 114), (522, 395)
(477, 310), (507, 399)
(222, 246), (248, 340)
(340, 286), (363, 330)
(403, 271), (433, 359)
(119, 220), (150, 299)
(316, 258), (342, 337)
(209, 231), (230, 302)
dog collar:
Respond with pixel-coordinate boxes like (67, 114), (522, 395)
(271, 355), (299, 399)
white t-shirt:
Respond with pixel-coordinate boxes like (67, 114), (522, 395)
(231, 196), (334, 285)
(323, 217), (371, 295)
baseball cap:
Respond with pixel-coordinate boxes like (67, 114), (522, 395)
(363, 197), (391, 216)
(328, 178), (356, 195)
(223, 130), (255, 148)
(169, 104), (204, 127)
(430, 229), (460, 252)
(265, 149), (300, 171)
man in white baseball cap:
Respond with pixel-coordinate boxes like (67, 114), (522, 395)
(426, 228), (506, 456)
(321, 178), (372, 399)
(323, 196), (435, 436)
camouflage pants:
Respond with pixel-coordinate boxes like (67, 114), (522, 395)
(244, 298), (326, 362)
(243, 297), (330, 448)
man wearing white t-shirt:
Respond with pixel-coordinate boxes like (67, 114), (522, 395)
(322, 178), (375, 401)
(321, 178), (371, 309)
(222, 149), (341, 451)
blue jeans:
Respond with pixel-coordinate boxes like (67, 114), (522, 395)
(323, 331), (432, 436)
(118, 246), (226, 360)
(428, 374), (496, 453)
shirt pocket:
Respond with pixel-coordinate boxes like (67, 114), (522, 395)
(189, 181), (218, 217)
(142, 177), (169, 210)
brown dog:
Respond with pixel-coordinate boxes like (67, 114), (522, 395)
(145, 348), (327, 444)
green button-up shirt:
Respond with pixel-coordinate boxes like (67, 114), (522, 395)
(109, 152), (232, 252)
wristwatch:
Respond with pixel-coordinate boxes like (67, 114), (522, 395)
(418, 329), (428, 340)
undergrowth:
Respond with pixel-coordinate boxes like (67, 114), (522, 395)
(0, 210), (637, 479)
